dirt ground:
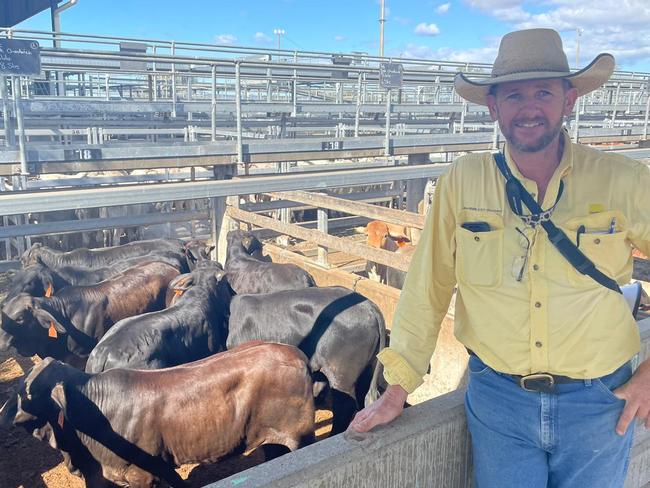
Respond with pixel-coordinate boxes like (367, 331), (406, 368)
(0, 271), (333, 488)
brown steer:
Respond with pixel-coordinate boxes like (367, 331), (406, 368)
(1, 341), (315, 488)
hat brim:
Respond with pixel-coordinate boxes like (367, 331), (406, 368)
(454, 53), (615, 106)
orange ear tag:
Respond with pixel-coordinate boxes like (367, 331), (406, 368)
(45, 283), (53, 297)
(48, 322), (58, 339)
(57, 410), (64, 428)
(174, 289), (184, 297)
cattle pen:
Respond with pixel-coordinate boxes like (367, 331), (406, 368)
(2, 26), (650, 488)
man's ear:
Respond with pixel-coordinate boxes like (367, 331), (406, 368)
(563, 87), (579, 116)
(486, 93), (499, 122)
(33, 308), (66, 335)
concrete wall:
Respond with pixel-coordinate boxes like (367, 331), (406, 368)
(207, 318), (650, 488)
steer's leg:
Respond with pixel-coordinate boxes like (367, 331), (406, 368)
(330, 389), (358, 435)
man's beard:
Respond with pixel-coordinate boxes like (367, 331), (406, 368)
(500, 117), (564, 153)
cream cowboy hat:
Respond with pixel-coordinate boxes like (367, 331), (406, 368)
(454, 28), (615, 106)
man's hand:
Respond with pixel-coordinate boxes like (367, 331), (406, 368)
(347, 384), (409, 433)
(613, 358), (650, 435)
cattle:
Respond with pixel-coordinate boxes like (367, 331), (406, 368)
(3, 251), (189, 305)
(20, 238), (187, 269)
(0, 261), (180, 368)
(85, 262), (230, 373)
(226, 286), (386, 434)
(1, 342), (314, 488)
(225, 229), (315, 294)
(385, 244), (417, 289)
(365, 220), (412, 284)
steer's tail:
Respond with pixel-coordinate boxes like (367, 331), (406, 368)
(363, 311), (387, 407)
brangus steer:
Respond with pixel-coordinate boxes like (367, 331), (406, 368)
(226, 286), (385, 434)
(0, 342), (315, 488)
(224, 230), (315, 294)
(86, 263), (230, 373)
(0, 261), (180, 368)
(20, 238), (187, 269)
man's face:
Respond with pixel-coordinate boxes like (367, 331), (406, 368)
(486, 78), (578, 153)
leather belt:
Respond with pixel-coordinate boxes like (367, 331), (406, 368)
(466, 349), (582, 393)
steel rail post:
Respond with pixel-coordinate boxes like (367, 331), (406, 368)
(643, 78), (650, 140)
(211, 64), (217, 142)
(0, 76), (14, 147)
(459, 100), (467, 134)
(235, 62), (244, 175)
(292, 51), (298, 117)
(316, 206), (328, 266)
(612, 82), (620, 127)
(384, 88), (391, 156)
(171, 41), (177, 117)
(12, 76), (28, 178)
(152, 45), (157, 101)
(354, 72), (362, 137)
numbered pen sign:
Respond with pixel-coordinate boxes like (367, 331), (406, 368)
(379, 62), (403, 89)
(63, 149), (102, 161)
(322, 141), (343, 151)
(0, 39), (40, 76)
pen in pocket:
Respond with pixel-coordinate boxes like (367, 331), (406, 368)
(608, 217), (616, 234)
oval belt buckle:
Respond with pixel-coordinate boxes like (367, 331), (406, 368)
(520, 373), (555, 392)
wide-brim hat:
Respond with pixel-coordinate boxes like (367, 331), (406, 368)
(454, 28), (615, 106)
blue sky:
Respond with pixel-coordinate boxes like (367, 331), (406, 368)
(12, 0), (650, 72)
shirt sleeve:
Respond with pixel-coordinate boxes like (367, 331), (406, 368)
(628, 162), (650, 257)
(378, 169), (458, 393)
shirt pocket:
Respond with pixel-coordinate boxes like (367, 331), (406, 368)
(456, 212), (504, 287)
(560, 211), (632, 286)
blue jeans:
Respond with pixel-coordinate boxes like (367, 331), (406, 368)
(465, 354), (635, 488)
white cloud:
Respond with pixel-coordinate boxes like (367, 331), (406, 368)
(215, 34), (237, 45)
(334, 35), (346, 42)
(400, 43), (497, 64)
(414, 22), (441, 36)
(436, 3), (451, 14)
(253, 32), (272, 44)
(461, 0), (650, 69)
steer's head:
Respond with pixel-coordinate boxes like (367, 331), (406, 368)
(0, 294), (67, 358)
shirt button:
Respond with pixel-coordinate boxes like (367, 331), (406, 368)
(594, 238), (601, 244)
(474, 236), (480, 242)
(534, 301), (542, 308)
(533, 264), (539, 271)
(535, 341), (543, 348)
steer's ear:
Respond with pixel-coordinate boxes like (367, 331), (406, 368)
(32, 308), (66, 335)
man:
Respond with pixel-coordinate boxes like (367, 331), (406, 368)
(349, 28), (650, 487)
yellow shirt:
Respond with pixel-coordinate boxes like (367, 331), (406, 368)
(379, 132), (650, 393)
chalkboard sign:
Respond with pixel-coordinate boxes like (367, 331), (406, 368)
(379, 62), (403, 89)
(0, 39), (40, 76)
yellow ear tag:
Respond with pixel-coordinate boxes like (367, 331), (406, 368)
(57, 410), (64, 428)
(48, 322), (58, 339)
(45, 283), (53, 297)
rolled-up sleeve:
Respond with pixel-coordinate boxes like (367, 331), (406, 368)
(378, 170), (458, 393)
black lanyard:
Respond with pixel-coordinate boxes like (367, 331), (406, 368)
(493, 152), (621, 294)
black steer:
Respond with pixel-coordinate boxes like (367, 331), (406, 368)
(224, 230), (315, 294)
(226, 285), (386, 434)
(85, 263), (230, 373)
(20, 238), (187, 269)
